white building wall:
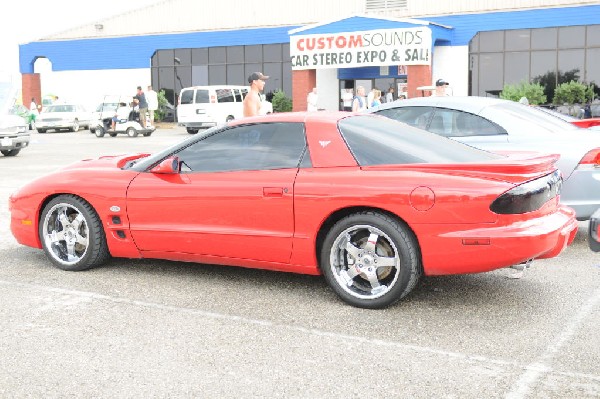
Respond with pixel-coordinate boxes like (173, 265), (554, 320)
(316, 69), (341, 112)
(35, 59), (150, 111)
(432, 46), (470, 97)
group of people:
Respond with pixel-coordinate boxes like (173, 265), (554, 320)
(110, 85), (159, 131)
(344, 86), (399, 112)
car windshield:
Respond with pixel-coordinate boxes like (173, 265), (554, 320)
(490, 101), (581, 133)
(45, 105), (75, 113)
(339, 115), (504, 166)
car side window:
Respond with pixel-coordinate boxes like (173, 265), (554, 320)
(434, 109), (507, 137)
(180, 90), (193, 105)
(376, 107), (434, 130)
(216, 89), (235, 103)
(176, 122), (308, 173)
(233, 89), (243, 102)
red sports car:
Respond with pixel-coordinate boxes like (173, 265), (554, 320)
(9, 113), (578, 308)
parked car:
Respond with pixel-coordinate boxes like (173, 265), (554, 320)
(0, 81), (30, 156)
(535, 106), (600, 129)
(9, 113), (577, 308)
(177, 85), (272, 134)
(36, 103), (92, 133)
(369, 96), (600, 220)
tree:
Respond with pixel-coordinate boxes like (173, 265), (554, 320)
(499, 81), (546, 105)
(155, 90), (169, 122)
(271, 90), (293, 113)
(553, 81), (594, 105)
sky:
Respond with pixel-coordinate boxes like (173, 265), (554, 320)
(0, 0), (160, 82)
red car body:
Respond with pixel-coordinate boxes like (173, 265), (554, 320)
(571, 118), (600, 128)
(9, 112), (578, 308)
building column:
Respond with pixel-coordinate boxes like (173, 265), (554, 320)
(292, 69), (316, 112)
(406, 65), (432, 98)
(22, 73), (42, 110)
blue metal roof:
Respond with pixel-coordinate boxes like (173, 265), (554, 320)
(19, 5), (600, 73)
(425, 4), (600, 46)
(19, 25), (299, 73)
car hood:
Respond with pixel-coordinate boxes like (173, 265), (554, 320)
(62, 153), (152, 171)
(0, 114), (27, 128)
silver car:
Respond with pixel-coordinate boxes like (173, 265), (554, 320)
(36, 103), (92, 133)
(369, 96), (600, 220)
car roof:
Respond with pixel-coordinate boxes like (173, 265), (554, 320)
(372, 96), (511, 114)
(228, 111), (356, 126)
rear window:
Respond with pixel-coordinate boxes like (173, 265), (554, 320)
(338, 115), (503, 166)
(194, 90), (210, 104)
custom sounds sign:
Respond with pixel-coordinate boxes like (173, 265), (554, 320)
(290, 27), (432, 70)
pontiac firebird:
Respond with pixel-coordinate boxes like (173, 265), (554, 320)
(9, 113), (578, 308)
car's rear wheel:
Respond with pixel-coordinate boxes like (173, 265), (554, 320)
(126, 127), (138, 137)
(186, 128), (198, 134)
(1, 149), (20, 156)
(143, 131), (152, 136)
(109, 132), (118, 137)
(320, 211), (422, 309)
(226, 115), (234, 122)
(39, 195), (110, 271)
(37, 129), (46, 133)
(95, 126), (105, 137)
(69, 120), (80, 132)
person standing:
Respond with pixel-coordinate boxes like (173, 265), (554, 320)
(307, 87), (318, 112)
(385, 88), (395, 103)
(366, 88), (376, 109)
(243, 72), (269, 117)
(146, 85), (158, 125)
(432, 79), (450, 97)
(341, 89), (353, 111)
(352, 86), (367, 112)
(134, 86), (149, 128)
(371, 89), (382, 108)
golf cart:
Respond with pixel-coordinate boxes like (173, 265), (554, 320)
(93, 95), (155, 138)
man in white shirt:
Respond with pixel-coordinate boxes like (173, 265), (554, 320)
(307, 87), (318, 111)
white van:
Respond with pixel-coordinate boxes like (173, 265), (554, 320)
(177, 85), (248, 134)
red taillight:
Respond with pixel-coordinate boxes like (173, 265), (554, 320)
(579, 149), (600, 165)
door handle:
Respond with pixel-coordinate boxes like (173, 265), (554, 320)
(263, 187), (284, 197)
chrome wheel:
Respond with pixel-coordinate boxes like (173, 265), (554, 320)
(321, 212), (421, 308)
(126, 127), (138, 137)
(70, 120), (80, 132)
(41, 202), (90, 266)
(329, 224), (400, 300)
(39, 195), (110, 271)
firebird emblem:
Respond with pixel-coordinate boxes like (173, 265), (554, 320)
(319, 140), (331, 148)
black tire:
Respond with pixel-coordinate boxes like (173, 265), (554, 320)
(320, 211), (422, 309)
(143, 131), (152, 136)
(226, 115), (234, 122)
(39, 195), (110, 271)
(37, 129), (47, 133)
(69, 120), (80, 132)
(126, 127), (138, 137)
(1, 149), (20, 156)
(90, 128), (96, 133)
(109, 132), (118, 137)
(95, 126), (105, 137)
(186, 128), (198, 134)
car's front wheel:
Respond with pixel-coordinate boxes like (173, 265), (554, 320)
(95, 126), (105, 137)
(1, 149), (20, 156)
(320, 212), (422, 309)
(39, 195), (110, 271)
(69, 120), (80, 132)
(186, 128), (198, 134)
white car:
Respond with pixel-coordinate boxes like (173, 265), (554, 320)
(0, 81), (29, 156)
(36, 103), (92, 133)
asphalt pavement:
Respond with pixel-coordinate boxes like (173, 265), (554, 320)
(0, 126), (598, 398)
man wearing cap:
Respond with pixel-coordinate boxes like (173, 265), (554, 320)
(243, 72), (269, 117)
(432, 79), (450, 96)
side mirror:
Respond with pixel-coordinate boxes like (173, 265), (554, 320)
(151, 157), (180, 174)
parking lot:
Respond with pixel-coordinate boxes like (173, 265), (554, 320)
(0, 126), (599, 398)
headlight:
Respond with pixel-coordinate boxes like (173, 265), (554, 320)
(17, 126), (26, 133)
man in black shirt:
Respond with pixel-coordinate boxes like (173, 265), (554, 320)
(134, 86), (149, 128)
